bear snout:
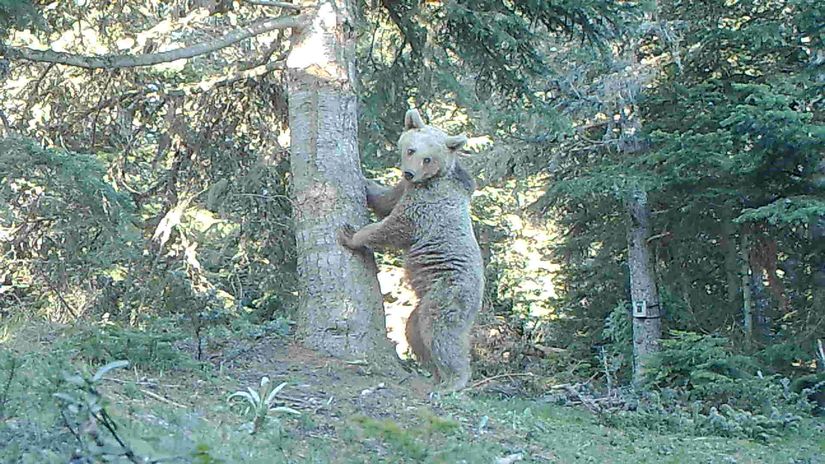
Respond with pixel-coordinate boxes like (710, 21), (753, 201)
(403, 171), (415, 181)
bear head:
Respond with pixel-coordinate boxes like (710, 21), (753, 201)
(397, 109), (467, 184)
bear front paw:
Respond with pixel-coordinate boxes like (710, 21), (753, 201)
(338, 224), (358, 249)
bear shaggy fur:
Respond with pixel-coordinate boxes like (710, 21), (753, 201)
(338, 109), (484, 391)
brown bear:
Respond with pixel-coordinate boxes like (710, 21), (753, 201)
(338, 109), (484, 391)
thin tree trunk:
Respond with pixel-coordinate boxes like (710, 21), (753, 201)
(813, 217), (825, 300)
(720, 214), (740, 310)
(740, 231), (753, 338)
(626, 187), (662, 385)
(749, 264), (771, 340)
(748, 236), (772, 340)
(286, 0), (396, 364)
(740, 230), (773, 341)
(811, 197), (825, 409)
(814, 158), (825, 367)
(813, 217), (825, 369)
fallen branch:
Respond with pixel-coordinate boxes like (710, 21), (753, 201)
(246, 0), (302, 10)
(275, 394), (310, 406)
(464, 372), (536, 390)
(562, 384), (601, 414)
(102, 377), (181, 388)
(139, 388), (187, 408)
(646, 231), (671, 243)
(3, 16), (303, 69)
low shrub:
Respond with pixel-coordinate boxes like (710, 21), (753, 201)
(600, 331), (815, 441)
(64, 321), (194, 372)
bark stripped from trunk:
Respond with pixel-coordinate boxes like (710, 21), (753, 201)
(286, 0), (396, 364)
(626, 187), (662, 385)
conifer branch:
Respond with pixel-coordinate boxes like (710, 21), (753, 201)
(3, 16), (302, 69)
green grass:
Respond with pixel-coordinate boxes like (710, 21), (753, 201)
(441, 396), (825, 463)
(1, 322), (823, 463)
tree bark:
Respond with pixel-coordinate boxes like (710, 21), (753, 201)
(720, 214), (741, 311)
(286, 0), (396, 364)
(813, 159), (825, 371)
(740, 229), (772, 341)
(813, 217), (825, 300)
(626, 187), (662, 386)
(749, 248), (772, 341)
(748, 264), (771, 340)
(740, 231), (753, 338)
(811, 159), (825, 330)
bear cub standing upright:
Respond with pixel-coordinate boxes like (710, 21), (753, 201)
(338, 109), (484, 391)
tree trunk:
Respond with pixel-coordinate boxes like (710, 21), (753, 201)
(749, 265), (771, 340)
(720, 214), (741, 310)
(814, 158), (825, 367)
(286, 0), (396, 364)
(810, 155), (825, 373)
(740, 231), (753, 338)
(749, 240), (774, 340)
(740, 229), (772, 341)
(813, 217), (825, 302)
(626, 187), (662, 386)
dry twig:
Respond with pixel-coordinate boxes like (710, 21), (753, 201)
(465, 372), (536, 390)
(139, 388), (187, 409)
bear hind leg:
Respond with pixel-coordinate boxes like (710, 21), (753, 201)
(405, 303), (435, 378)
(430, 311), (473, 392)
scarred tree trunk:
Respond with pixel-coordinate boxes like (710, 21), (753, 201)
(286, 0), (396, 364)
(626, 187), (662, 385)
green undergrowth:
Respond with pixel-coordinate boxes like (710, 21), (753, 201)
(1, 322), (823, 463)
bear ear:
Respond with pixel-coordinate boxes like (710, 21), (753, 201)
(404, 109), (426, 130)
(445, 134), (468, 151)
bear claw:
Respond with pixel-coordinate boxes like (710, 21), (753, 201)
(338, 224), (357, 248)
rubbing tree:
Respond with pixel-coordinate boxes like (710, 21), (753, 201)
(286, 0), (396, 362)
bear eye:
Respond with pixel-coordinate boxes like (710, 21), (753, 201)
(407, 148), (416, 155)
(423, 157), (432, 164)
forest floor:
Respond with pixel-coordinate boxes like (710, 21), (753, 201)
(1, 321), (823, 463)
